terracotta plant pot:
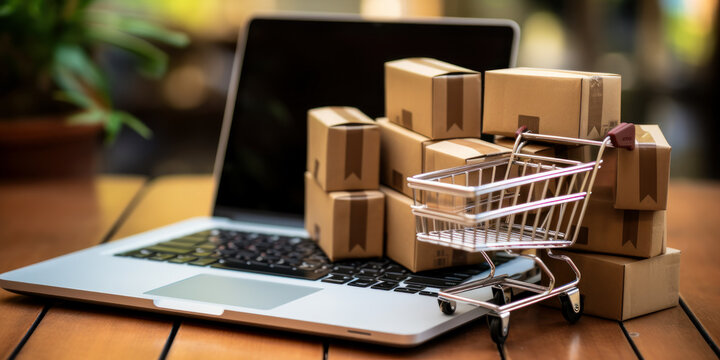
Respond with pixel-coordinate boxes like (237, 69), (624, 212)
(0, 117), (103, 179)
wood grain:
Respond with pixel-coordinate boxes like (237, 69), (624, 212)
(0, 176), (145, 359)
(110, 175), (215, 241)
(624, 306), (716, 359)
(328, 320), (499, 360)
(666, 180), (720, 345)
(503, 305), (636, 359)
(167, 321), (324, 360)
(17, 304), (172, 360)
(12, 176), (213, 359)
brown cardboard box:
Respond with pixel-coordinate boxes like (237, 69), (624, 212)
(381, 186), (485, 272)
(484, 68), (621, 140)
(424, 138), (510, 174)
(377, 118), (436, 198)
(305, 172), (384, 261)
(494, 136), (593, 163)
(569, 198), (666, 258)
(423, 138), (510, 210)
(541, 248), (680, 321)
(385, 58), (482, 139)
(614, 125), (671, 210)
(307, 106), (380, 192)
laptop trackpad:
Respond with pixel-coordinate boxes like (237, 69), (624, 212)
(146, 274), (321, 311)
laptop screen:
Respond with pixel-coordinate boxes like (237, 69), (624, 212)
(214, 16), (517, 225)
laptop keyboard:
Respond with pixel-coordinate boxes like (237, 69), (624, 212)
(116, 229), (495, 296)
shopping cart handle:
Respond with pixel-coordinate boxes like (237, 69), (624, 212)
(608, 123), (635, 150)
(515, 125), (529, 137)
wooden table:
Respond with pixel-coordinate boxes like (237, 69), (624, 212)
(1, 175), (718, 359)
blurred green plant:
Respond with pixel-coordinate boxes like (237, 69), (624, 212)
(0, 0), (189, 143)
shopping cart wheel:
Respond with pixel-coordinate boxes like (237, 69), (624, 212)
(559, 289), (583, 324)
(438, 299), (456, 315)
(487, 313), (510, 346)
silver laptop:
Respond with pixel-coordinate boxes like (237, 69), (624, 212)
(0, 14), (533, 347)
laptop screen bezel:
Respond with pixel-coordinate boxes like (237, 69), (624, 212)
(211, 13), (520, 227)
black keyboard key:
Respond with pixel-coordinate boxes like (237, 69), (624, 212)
(385, 265), (408, 274)
(371, 281), (399, 291)
(169, 255), (198, 264)
(149, 253), (175, 261)
(348, 279), (377, 288)
(189, 258), (217, 266)
(405, 276), (460, 288)
(394, 287), (420, 294)
(145, 245), (193, 255)
(405, 284), (426, 290)
(322, 275), (353, 284)
(379, 273), (408, 282)
(331, 268), (355, 276)
(419, 291), (439, 297)
(358, 268), (380, 277)
(214, 258), (329, 280)
(443, 276), (464, 282)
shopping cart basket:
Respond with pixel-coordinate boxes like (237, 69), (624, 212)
(407, 123), (636, 345)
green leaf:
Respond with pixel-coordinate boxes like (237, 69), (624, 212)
(0, 0), (22, 16)
(54, 44), (110, 105)
(104, 111), (123, 144)
(67, 108), (105, 125)
(117, 111), (152, 139)
(87, 10), (190, 48)
(87, 25), (168, 78)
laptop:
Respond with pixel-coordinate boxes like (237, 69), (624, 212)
(0, 14), (535, 346)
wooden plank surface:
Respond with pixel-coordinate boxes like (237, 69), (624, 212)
(17, 304), (173, 360)
(666, 180), (720, 345)
(166, 321), (324, 360)
(502, 306), (635, 359)
(624, 306), (716, 359)
(0, 176), (145, 359)
(328, 319), (499, 360)
(110, 175), (215, 240)
(15, 175), (215, 359)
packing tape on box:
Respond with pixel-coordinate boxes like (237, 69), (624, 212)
(622, 210), (639, 248)
(517, 115), (540, 133)
(334, 108), (365, 180)
(410, 58), (468, 132)
(637, 127), (658, 203)
(446, 75), (464, 131)
(347, 194), (368, 251)
(401, 109), (413, 128)
(588, 76), (603, 137)
(391, 169), (404, 192)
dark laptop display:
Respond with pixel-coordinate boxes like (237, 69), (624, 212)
(214, 17), (516, 223)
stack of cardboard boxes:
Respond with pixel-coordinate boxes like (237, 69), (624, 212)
(303, 60), (680, 322)
(483, 68), (679, 321)
(304, 107), (384, 261)
(380, 58), (509, 272)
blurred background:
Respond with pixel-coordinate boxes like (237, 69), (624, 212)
(5, 0), (719, 179)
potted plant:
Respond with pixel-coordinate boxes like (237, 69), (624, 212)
(0, 0), (189, 178)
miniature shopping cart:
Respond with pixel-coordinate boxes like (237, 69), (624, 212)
(407, 123), (636, 345)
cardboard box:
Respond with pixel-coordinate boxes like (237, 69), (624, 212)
(484, 68), (621, 140)
(307, 106), (380, 192)
(569, 197), (666, 258)
(385, 58), (482, 139)
(381, 186), (486, 272)
(541, 248), (680, 321)
(494, 136), (592, 162)
(423, 138), (510, 210)
(424, 138), (510, 174)
(305, 172), (384, 261)
(614, 125), (671, 210)
(377, 118), (436, 198)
